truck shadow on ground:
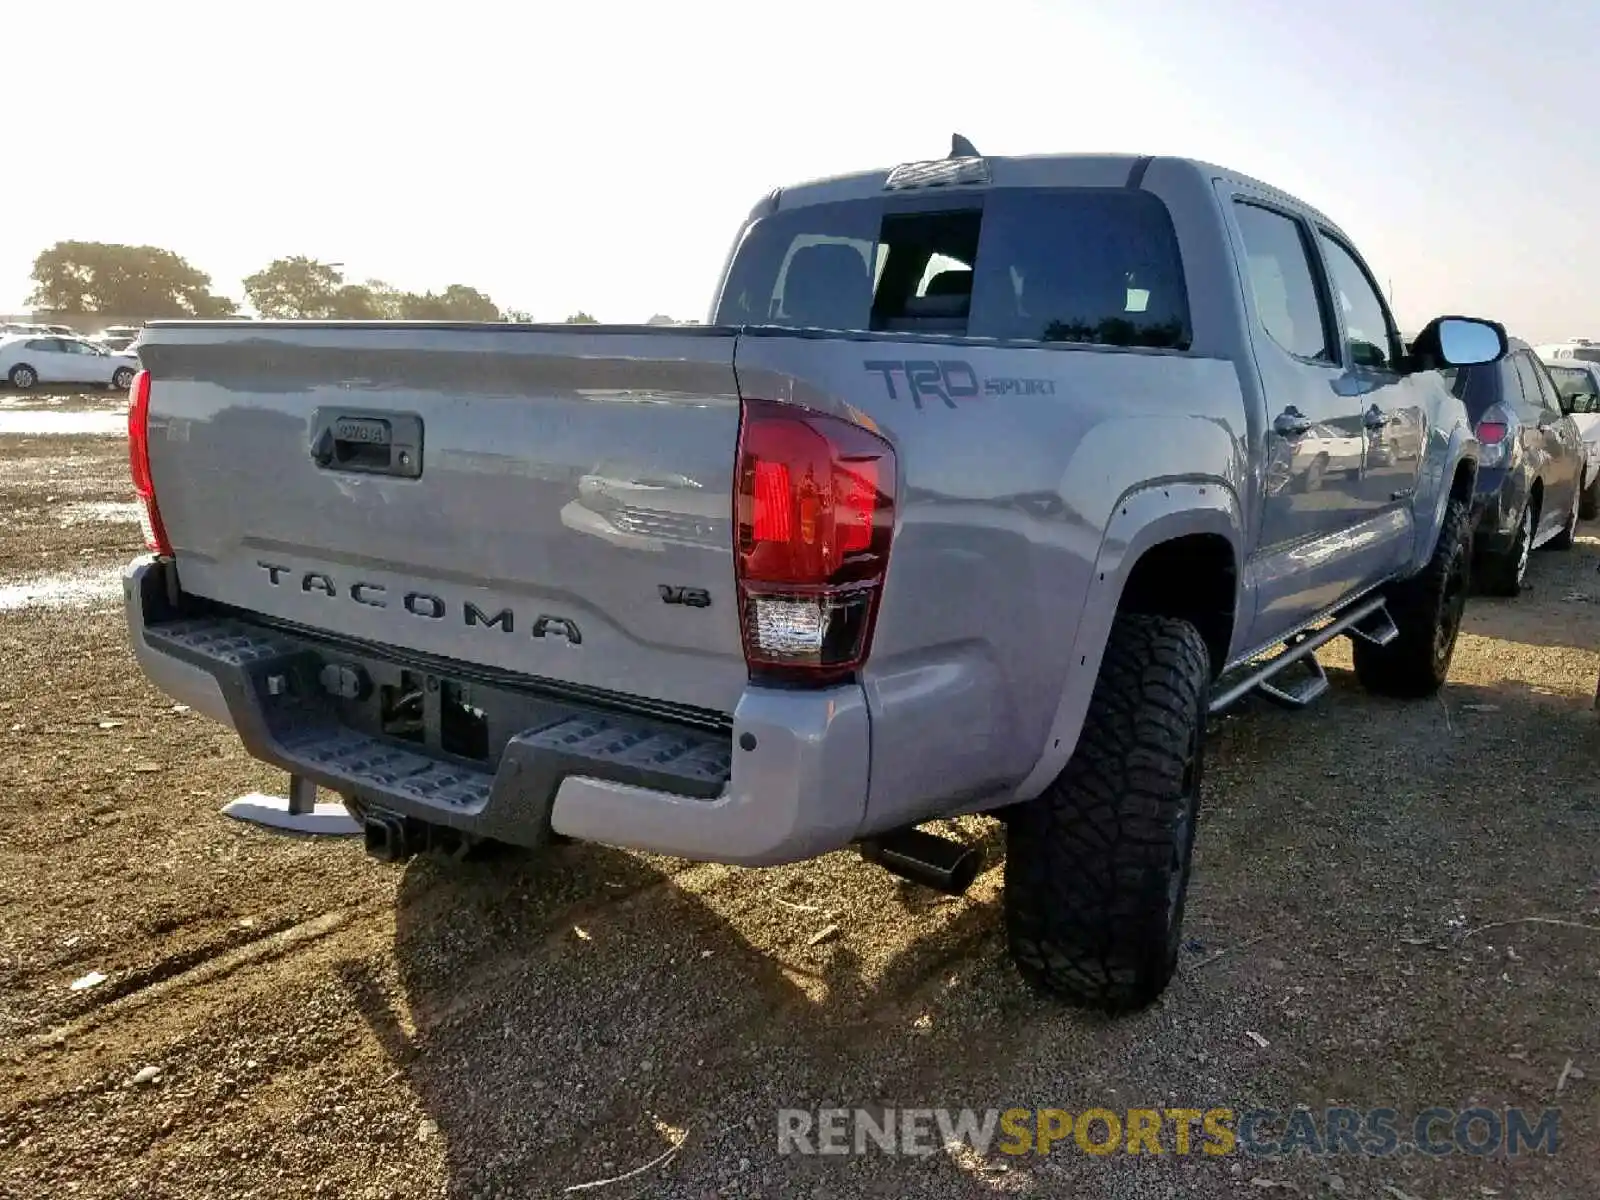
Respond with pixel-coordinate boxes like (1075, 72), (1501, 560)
(338, 822), (1044, 1196)
(335, 666), (1600, 1198)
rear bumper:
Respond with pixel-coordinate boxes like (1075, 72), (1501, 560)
(1470, 467), (1517, 555)
(123, 557), (870, 865)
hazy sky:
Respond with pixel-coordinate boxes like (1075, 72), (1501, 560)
(4, 0), (1594, 340)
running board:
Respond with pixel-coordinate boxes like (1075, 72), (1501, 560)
(1209, 596), (1389, 715)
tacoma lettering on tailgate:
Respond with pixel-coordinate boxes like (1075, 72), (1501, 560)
(257, 561), (582, 643)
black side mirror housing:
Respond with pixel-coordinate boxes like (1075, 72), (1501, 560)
(1405, 315), (1509, 374)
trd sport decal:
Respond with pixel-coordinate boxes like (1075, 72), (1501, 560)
(863, 359), (1056, 409)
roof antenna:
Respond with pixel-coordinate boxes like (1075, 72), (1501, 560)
(949, 133), (980, 159)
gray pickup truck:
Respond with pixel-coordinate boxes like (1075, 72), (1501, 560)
(123, 140), (1507, 1011)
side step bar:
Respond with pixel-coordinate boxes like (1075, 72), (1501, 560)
(1209, 596), (1396, 715)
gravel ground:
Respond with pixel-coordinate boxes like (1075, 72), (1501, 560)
(2, 403), (1598, 1198)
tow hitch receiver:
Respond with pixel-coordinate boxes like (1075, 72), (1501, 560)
(360, 807), (479, 863)
(363, 810), (413, 862)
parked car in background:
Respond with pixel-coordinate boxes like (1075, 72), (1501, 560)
(94, 325), (144, 352)
(0, 334), (140, 391)
(1539, 356), (1600, 517)
(1535, 338), (1600, 365)
(42, 324), (79, 337)
(1444, 338), (1585, 594)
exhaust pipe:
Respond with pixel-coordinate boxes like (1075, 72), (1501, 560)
(363, 811), (413, 863)
(858, 827), (982, 896)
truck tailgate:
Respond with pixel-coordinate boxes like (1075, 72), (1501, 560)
(138, 324), (748, 715)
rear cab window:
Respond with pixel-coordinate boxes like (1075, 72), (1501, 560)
(714, 189), (1191, 350)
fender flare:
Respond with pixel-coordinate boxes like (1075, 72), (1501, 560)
(1011, 478), (1245, 802)
(1408, 422), (1478, 574)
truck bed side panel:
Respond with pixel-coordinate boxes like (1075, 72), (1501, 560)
(733, 332), (1249, 829)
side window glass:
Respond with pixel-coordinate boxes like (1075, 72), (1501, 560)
(1232, 202), (1332, 363)
(1317, 233), (1398, 371)
(1501, 358), (1526, 404)
(1511, 354), (1544, 411)
(1527, 356), (1564, 414)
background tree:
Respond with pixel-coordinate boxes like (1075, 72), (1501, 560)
(397, 285), (501, 321)
(565, 312), (599, 324)
(503, 308), (535, 323)
(241, 257), (344, 318)
(29, 241), (237, 317)
(243, 257), (502, 321)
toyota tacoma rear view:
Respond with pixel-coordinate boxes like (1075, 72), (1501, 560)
(123, 139), (1508, 1011)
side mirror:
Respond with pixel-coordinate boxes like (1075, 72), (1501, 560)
(1406, 315), (1509, 372)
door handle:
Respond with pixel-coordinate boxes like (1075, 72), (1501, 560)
(1363, 406), (1392, 430)
(1274, 409), (1313, 438)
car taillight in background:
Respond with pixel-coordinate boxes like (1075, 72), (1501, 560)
(734, 399), (897, 684)
(1475, 406), (1512, 468)
(127, 369), (173, 555)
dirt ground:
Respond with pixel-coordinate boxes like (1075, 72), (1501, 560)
(2, 398), (1597, 1199)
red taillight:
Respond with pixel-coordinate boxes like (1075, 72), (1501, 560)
(127, 369), (172, 555)
(1476, 419), (1508, 445)
(734, 399), (896, 684)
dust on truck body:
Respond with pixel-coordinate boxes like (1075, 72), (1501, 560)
(123, 138), (1506, 1010)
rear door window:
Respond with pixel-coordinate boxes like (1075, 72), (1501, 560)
(715, 189), (1191, 350)
(1509, 352), (1546, 414)
(1231, 203), (1333, 363)
(1526, 356), (1565, 416)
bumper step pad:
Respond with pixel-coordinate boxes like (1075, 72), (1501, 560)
(141, 615), (731, 841)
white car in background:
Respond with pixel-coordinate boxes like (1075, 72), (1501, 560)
(93, 325), (144, 352)
(0, 334), (140, 391)
(1541, 355), (1600, 518)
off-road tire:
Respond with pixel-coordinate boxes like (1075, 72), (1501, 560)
(8, 364), (37, 390)
(1004, 613), (1208, 1012)
(1580, 471), (1599, 521)
(1477, 500), (1533, 597)
(1353, 496), (1471, 697)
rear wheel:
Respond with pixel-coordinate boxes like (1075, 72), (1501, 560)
(1004, 613), (1209, 1012)
(112, 366), (135, 391)
(8, 364), (37, 390)
(1353, 495), (1471, 697)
